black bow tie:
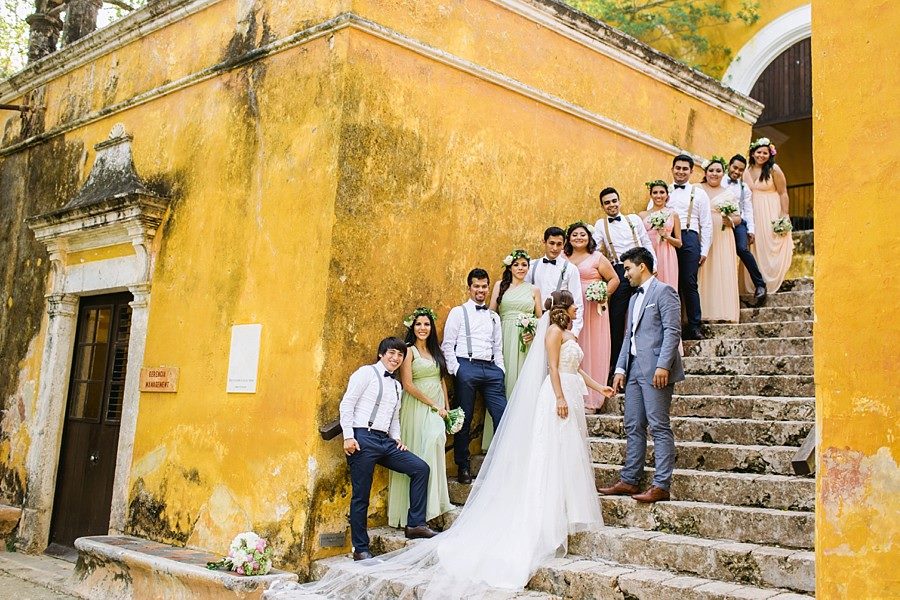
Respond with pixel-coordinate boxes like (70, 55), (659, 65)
(634, 287), (645, 294)
(384, 371), (396, 378)
(673, 184), (686, 189)
(608, 216), (621, 223)
(475, 304), (489, 311)
(542, 258), (557, 265)
(727, 178), (738, 185)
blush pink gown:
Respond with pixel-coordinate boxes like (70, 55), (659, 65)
(643, 211), (679, 289)
(575, 251), (611, 407)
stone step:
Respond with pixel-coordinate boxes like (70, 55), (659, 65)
(702, 321), (812, 339)
(599, 497), (814, 549)
(683, 355), (813, 376)
(684, 337), (812, 358)
(740, 290), (812, 308)
(600, 395), (815, 422)
(589, 439), (800, 476)
(568, 527), (815, 594)
(451, 466), (813, 512)
(587, 416), (812, 447)
(353, 530), (814, 598)
(593, 464), (814, 511)
(739, 305), (813, 324)
(675, 375), (815, 397)
(530, 555), (813, 600)
(778, 278), (813, 292)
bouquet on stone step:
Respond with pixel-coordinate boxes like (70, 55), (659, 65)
(585, 281), (609, 315)
(648, 210), (670, 231)
(206, 532), (274, 576)
(514, 312), (539, 353)
(442, 407), (465, 435)
(715, 198), (740, 230)
(772, 216), (793, 236)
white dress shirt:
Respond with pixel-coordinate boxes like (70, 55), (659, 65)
(723, 177), (755, 235)
(526, 256), (584, 336)
(667, 183), (713, 257)
(615, 275), (657, 374)
(441, 300), (505, 375)
(592, 214), (657, 265)
(340, 362), (402, 440)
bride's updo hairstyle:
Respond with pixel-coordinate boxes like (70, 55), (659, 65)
(545, 290), (575, 330)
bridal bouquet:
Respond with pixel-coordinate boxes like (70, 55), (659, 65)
(648, 210), (669, 231)
(515, 313), (539, 353)
(772, 216), (793, 236)
(443, 407), (465, 435)
(585, 281), (609, 315)
(207, 532), (274, 576)
(716, 199), (740, 230)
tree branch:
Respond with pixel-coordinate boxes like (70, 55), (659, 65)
(104, 0), (135, 11)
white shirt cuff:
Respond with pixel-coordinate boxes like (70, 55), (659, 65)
(615, 368), (626, 375)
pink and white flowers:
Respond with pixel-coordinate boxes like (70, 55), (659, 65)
(207, 532), (274, 576)
(585, 281), (609, 314)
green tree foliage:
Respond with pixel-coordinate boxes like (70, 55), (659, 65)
(568, 0), (760, 76)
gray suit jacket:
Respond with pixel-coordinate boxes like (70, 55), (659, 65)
(615, 278), (685, 383)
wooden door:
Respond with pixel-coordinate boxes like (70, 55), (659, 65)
(49, 292), (133, 549)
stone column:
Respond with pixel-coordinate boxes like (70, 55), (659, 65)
(18, 293), (78, 553)
(61, 0), (103, 46)
(108, 285), (151, 535)
(25, 12), (63, 63)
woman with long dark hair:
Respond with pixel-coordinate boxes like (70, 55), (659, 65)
(483, 249), (542, 449)
(564, 222), (618, 412)
(639, 180), (681, 289)
(387, 307), (453, 527)
(743, 138), (794, 293)
(698, 158), (740, 323)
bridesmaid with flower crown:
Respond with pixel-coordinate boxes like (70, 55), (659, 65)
(698, 157), (741, 323)
(564, 222), (618, 413)
(483, 249), (542, 449)
(639, 180), (682, 289)
(743, 138), (794, 294)
(387, 307), (453, 527)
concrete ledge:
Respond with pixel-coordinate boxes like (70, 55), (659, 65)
(0, 504), (22, 536)
(72, 535), (298, 600)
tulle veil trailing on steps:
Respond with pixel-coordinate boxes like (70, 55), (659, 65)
(266, 313), (602, 599)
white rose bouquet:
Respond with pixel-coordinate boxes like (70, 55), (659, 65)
(585, 281), (609, 315)
(772, 216), (793, 236)
(648, 210), (669, 231)
(443, 407), (465, 435)
(716, 199), (740, 230)
(207, 532), (274, 576)
(515, 313), (539, 353)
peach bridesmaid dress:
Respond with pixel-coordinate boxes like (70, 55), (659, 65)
(743, 175), (795, 294)
(699, 189), (740, 323)
(643, 211), (679, 289)
(575, 252), (611, 407)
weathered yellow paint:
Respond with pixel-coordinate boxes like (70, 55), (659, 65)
(63, 243), (135, 266)
(812, 1), (900, 597)
(0, 0), (755, 576)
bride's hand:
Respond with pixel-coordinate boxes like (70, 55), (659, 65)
(556, 397), (569, 419)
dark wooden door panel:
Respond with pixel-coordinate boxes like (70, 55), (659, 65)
(49, 292), (132, 549)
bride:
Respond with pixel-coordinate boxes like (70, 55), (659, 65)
(268, 290), (614, 599)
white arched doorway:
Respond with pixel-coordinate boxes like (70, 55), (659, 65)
(723, 4), (811, 94)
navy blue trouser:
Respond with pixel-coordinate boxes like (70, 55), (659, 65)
(676, 229), (702, 330)
(453, 358), (506, 468)
(733, 222), (766, 289)
(607, 262), (635, 379)
(347, 428), (429, 553)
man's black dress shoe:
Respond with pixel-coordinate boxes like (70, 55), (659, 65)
(754, 285), (768, 306)
(353, 550), (373, 561)
(457, 467), (472, 484)
(683, 328), (705, 341)
(404, 525), (438, 540)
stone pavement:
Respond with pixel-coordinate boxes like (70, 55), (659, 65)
(0, 572), (77, 599)
(0, 551), (78, 599)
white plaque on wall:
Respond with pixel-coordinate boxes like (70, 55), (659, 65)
(226, 324), (262, 393)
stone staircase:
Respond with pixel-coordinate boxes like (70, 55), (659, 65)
(301, 279), (816, 599)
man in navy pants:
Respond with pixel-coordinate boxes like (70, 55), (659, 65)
(340, 337), (437, 561)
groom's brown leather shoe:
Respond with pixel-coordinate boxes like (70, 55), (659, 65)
(598, 480), (640, 496)
(353, 550), (373, 561)
(404, 525), (438, 540)
(631, 486), (670, 503)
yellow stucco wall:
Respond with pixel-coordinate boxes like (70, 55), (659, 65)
(812, 1), (900, 598)
(0, 0), (754, 574)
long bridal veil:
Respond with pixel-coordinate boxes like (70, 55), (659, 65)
(267, 313), (593, 599)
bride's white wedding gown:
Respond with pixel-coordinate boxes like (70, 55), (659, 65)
(267, 316), (602, 599)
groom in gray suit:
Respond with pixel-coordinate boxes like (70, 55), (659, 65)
(599, 247), (684, 503)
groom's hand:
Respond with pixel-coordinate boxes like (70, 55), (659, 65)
(395, 439), (408, 451)
(344, 439), (360, 456)
(612, 373), (625, 392)
(653, 368), (669, 388)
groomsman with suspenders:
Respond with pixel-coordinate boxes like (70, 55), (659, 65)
(725, 154), (768, 305)
(593, 187), (656, 379)
(528, 226), (584, 336)
(441, 268), (506, 485)
(669, 154), (713, 340)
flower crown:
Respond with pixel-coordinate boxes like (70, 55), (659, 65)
(749, 137), (777, 157)
(701, 155), (727, 170)
(644, 179), (668, 191)
(566, 221), (595, 236)
(403, 307), (438, 328)
(502, 249), (531, 267)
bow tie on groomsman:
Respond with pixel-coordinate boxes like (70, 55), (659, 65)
(727, 178), (739, 185)
(542, 258), (557, 264)
(607, 216), (622, 223)
(383, 371), (397, 378)
(475, 304), (489, 311)
(673, 184), (686, 189)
